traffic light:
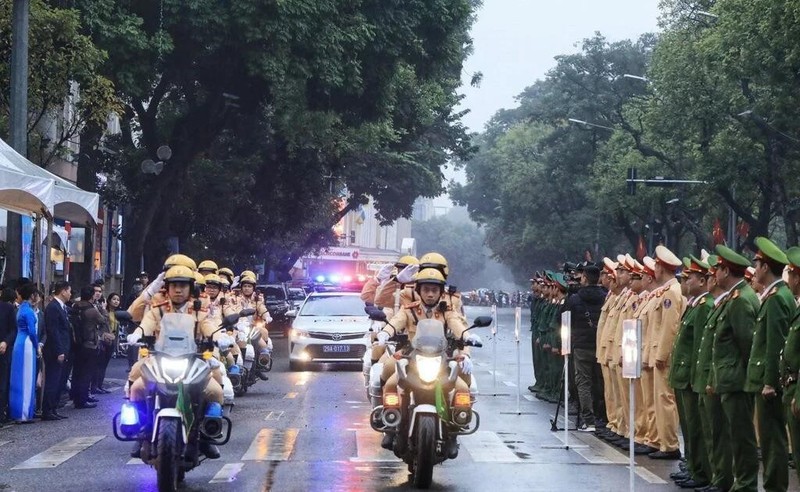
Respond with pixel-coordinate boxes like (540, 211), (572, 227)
(627, 167), (637, 195)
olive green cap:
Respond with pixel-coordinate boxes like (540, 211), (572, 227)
(707, 255), (718, 268)
(753, 236), (788, 265)
(715, 244), (751, 268)
(786, 246), (800, 270)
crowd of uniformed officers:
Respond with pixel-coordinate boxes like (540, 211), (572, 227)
(529, 238), (800, 492)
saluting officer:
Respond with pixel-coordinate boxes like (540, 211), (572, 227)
(745, 237), (794, 492)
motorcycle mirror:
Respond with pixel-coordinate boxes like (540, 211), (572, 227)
(239, 308), (256, 317)
(471, 316), (493, 328)
(222, 313), (241, 327)
(115, 310), (133, 322)
(365, 305), (387, 322)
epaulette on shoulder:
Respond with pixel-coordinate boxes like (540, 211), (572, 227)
(406, 301), (421, 309)
(732, 289), (740, 299)
(769, 286), (778, 297)
(699, 297), (707, 305)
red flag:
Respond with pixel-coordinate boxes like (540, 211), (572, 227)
(712, 218), (725, 245)
(636, 235), (647, 260)
(736, 220), (750, 239)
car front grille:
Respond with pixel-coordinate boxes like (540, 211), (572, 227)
(307, 331), (366, 341)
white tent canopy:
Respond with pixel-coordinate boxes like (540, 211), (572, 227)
(0, 137), (99, 224)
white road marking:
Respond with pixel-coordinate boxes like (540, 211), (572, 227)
(127, 458), (145, 465)
(462, 431), (521, 462)
(503, 381), (516, 387)
(264, 411), (284, 421)
(284, 392), (298, 399)
(209, 462), (245, 483)
(523, 395), (535, 402)
(350, 429), (401, 462)
(241, 429), (298, 461)
(12, 435), (105, 470)
(632, 465), (668, 484)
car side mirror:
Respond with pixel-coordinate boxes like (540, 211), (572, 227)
(239, 308), (256, 317)
(286, 309), (297, 318)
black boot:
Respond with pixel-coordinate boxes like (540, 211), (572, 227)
(446, 436), (459, 459)
(381, 433), (395, 450)
(131, 441), (142, 459)
(199, 441), (221, 459)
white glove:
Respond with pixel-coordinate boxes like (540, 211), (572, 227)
(459, 355), (473, 375)
(466, 334), (483, 347)
(231, 276), (240, 290)
(127, 331), (142, 344)
(376, 264), (394, 282)
(376, 331), (390, 347)
(396, 264), (419, 284)
(262, 311), (273, 324)
(144, 272), (165, 299)
(216, 334), (235, 351)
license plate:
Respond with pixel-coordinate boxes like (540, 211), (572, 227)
(322, 345), (351, 353)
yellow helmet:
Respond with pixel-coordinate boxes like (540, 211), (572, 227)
(197, 260), (219, 274)
(414, 267), (446, 287)
(240, 270), (256, 279)
(218, 267), (234, 279)
(240, 275), (257, 286)
(164, 265), (196, 283)
(194, 272), (206, 286)
(395, 255), (419, 268)
(220, 277), (230, 288)
(205, 273), (223, 286)
(419, 252), (449, 277)
(163, 254), (197, 272)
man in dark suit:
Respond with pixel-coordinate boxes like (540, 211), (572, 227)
(42, 281), (72, 420)
(0, 287), (17, 423)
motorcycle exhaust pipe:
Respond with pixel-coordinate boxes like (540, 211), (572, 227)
(382, 408), (401, 428)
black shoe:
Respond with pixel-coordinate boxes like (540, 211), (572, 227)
(648, 450), (681, 460)
(695, 486), (722, 492)
(74, 402), (97, 409)
(86, 396), (99, 403)
(677, 479), (708, 489)
(257, 371), (269, 381)
(130, 441), (142, 459)
(618, 440), (631, 450)
(381, 433), (395, 450)
(527, 385), (538, 393)
(54, 412), (68, 420)
(634, 444), (655, 455)
(446, 436), (459, 459)
(199, 441), (220, 459)
(41, 413), (61, 421)
(670, 470), (690, 480)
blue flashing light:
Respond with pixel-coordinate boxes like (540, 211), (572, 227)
(205, 402), (223, 418)
(120, 403), (139, 426)
(315, 275), (326, 283)
(329, 274), (341, 283)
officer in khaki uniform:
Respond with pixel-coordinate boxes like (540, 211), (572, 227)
(649, 245), (685, 459)
(127, 254), (197, 322)
(604, 256), (633, 442)
(595, 258), (620, 438)
(710, 245), (760, 491)
(782, 246), (800, 482)
(745, 237), (793, 492)
(669, 255), (712, 488)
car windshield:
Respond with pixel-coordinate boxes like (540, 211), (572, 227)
(262, 286), (286, 301)
(299, 295), (366, 317)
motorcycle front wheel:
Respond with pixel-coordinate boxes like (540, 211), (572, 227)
(413, 415), (436, 489)
(156, 419), (182, 492)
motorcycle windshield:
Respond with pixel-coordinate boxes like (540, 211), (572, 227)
(412, 319), (447, 354)
(155, 313), (198, 357)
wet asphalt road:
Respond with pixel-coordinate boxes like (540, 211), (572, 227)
(1, 306), (792, 491)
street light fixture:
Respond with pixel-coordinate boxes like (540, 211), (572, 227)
(567, 118), (615, 132)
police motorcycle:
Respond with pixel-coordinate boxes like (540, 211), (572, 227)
(112, 306), (254, 492)
(367, 308), (491, 489)
(226, 308), (273, 397)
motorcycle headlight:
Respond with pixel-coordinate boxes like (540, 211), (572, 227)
(415, 355), (442, 383)
(160, 357), (189, 383)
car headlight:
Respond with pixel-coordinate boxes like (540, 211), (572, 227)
(292, 329), (310, 339)
(415, 355), (442, 383)
(160, 357), (189, 383)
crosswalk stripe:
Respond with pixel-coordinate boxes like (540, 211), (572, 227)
(502, 381), (516, 387)
(127, 458), (146, 465)
(209, 462), (245, 483)
(12, 435), (105, 470)
(349, 429), (401, 462)
(523, 395), (535, 402)
(241, 429), (298, 461)
(462, 431), (521, 462)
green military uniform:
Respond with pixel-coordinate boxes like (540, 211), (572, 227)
(744, 238), (792, 491)
(711, 245), (760, 492)
(782, 246), (800, 482)
(694, 257), (733, 491)
(670, 255), (712, 486)
(530, 286), (545, 392)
